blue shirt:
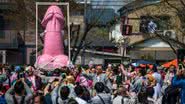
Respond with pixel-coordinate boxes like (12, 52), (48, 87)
(172, 76), (185, 104)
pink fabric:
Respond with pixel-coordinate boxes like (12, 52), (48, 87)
(27, 76), (37, 91)
(10, 73), (17, 83)
(36, 5), (68, 70)
(76, 75), (89, 88)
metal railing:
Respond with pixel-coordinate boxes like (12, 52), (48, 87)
(75, 0), (91, 4)
(0, 0), (13, 3)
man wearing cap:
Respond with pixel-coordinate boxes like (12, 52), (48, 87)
(10, 66), (21, 85)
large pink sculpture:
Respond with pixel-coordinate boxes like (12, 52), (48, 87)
(35, 5), (68, 70)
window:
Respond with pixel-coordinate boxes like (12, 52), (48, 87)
(0, 15), (16, 38)
(0, 15), (5, 38)
(0, 15), (5, 30)
(178, 10), (185, 31)
(144, 0), (160, 1)
(140, 15), (171, 33)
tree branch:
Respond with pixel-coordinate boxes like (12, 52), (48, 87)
(164, 0), (181, 12)
(180, 0), (185, 8)
(72, 5), (107, 64)
(155, 32), (177, 54)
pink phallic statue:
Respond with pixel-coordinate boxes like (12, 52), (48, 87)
(35, 5), (68, 70)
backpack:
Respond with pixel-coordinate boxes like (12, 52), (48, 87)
(56, 97), (78, 104)
(0, 95), (7, 104)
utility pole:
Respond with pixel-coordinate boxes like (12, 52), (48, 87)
(84, 0), (87, 29)
(82, 42), (86, 65)
(82, 0), (87, 65)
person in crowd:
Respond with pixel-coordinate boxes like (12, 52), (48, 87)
(162, 65), (176, 95)
(0, 67), (7, 84)
(0, 83), (7, 104)
(51, 76), (77, 104)
(10, 66), (21, 85)
(159, 67), (166, 80)
(93, 65), (112, 90)
(0, 67), (10, 93)
(44, 86), (52, 104)
(64, 75), (75, 97)
(164, 65), (176, 85)
(106, 64), (114, 86)
(146, 71), (156, 88)
(5, 78), (33, 104)
(131, 68), (148, 93)
(0, 61), (184, 104)
(43, 78), (55, 104)
(34, 93), (44, 104)
(58, 86), (71, 104)
(162, 83), (180, 104)
(152, 66), (162, 100)
(131, 68), (149, 104)
(26, 66), (42, 92)
(113, 65), (122, 88)
(172, 69), (185, 104)
(106, 64), (113, 78)
(74, 84), (88, 104)
(146, 86), (155, 104)
(113, 86), (130, 104)
(75, 67), (91, 89)
(92, 82), (112, 104)
(3, 67), (12, 91)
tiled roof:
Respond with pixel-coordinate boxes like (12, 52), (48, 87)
(86, 8), (118, 26)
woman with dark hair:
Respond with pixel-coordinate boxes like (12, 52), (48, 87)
(74, 84), (87, 104)
(34, 93), (44, 104)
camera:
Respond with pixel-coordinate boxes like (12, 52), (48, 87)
(17, 72), (25, 79)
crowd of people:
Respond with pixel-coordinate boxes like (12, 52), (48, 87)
(0, 63), (184, 104)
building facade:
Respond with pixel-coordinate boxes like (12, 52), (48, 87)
(116, 0), (185, 63)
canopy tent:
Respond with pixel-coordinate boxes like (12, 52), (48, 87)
(162, 59), (177, 68)
(131, 60), (156, 67)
